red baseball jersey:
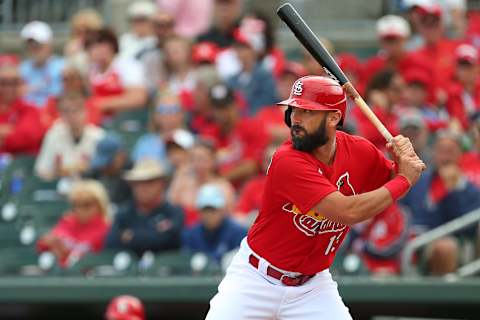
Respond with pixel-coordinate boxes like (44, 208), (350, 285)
(247, 131), (394, 275)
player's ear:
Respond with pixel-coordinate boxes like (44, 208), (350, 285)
(328, 111), (342, 127)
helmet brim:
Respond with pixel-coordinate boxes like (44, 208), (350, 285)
(277, 97), (343, 112)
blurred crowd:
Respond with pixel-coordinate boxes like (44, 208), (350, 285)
(1, 0), (480, 278)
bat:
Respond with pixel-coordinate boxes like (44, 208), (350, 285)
(277, 3), (393, 142)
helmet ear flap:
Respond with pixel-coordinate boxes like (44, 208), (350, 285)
(284, 106), (292, 127)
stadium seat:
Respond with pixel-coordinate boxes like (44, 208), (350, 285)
(141, 251), (193, 277)
(0, 247), (45, 276)
(64, 250), (138, 277)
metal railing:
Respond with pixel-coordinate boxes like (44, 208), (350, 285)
(0, 0), (106, 31)
(401, 208), (480, 276)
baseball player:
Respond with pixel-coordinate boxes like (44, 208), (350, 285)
(205, 76), (425, 320)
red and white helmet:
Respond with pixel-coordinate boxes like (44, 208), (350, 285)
(278, 75), (347, 127)
(105, 295), (145, 320)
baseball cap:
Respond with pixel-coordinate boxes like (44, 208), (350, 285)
(20, 21), (52, 44)
(90, 134), (123, 170)
(233, 17), (266, 53)
(192, 42), (219, 64)
(416, 2), (442, 18)
(209, 83), (235, 108)
(403, 68), (430, 87)
(376, 15), (410, 39)
(196, 184), (226, 210)
(105, 295), (145, 320)
(399, 111), (426, 130)
(127, 1), (157, 19)
(165, 129), (195, 150)
(455, 44), (478, 65)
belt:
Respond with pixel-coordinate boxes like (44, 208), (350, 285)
(248, 254), (314, 286)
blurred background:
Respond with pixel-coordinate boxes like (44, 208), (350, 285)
(0, 0), (480, 319)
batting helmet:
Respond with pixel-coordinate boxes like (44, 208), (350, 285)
(278, 75), (347, 127)
(105, 295), (145, 320)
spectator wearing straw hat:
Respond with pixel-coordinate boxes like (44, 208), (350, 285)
(105, 159), (184, 255)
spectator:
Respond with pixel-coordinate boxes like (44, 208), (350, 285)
(168, 140), (235, 225)
(85, 28), (148, 117)
(197, 0), (242, 48)
(119, 1), (157, 60)
(84, 134), (132, 205)
(0, 62), (46, 155)
(362, 15), (421, 94)
(401, 131), (480, 275)
(19, 21), (65, 108)
(189, 65), (221, 135)
(460, 113), (480, 187)
(446, 44), (480, 130)
(201, 83), (268, 187)
(164, 128), (195, 171)
(403, 68), (449, 131)
(226, 17), (278, 115)
(35, 93), (105, 180)
(64, 9), (103, 74)
(182, 184), (246, 264)
(105, 159), (184, 256)
(254, 62), (306, 144)
(234, 144), (277, 226)
(131, 95), (187, 163)
(105, 295), (145, 320)
(139, 10), (175, 93)
(301, 38), (333, 77)
(158, 0), (213, 38)
(37, 180), (110, 267)
(398, 111), (432, 165)
(42, 64), (101, 127)
(161, 35), (197, 109)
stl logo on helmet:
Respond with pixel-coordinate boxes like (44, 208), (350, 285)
(292, 80), (303, 96)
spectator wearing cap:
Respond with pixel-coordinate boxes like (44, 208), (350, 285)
(165, 128), (195, 172)
(398, 111), (431, 165)
(161, 35), (197, 110)
(197, 0), (242, 48)
(64, 9), (103, 75)
(158, 0), (213, 38)
(460, 113), (480, 188)
(119, 1), (157, 60)
(37, 180), (110, 267)
(403, 67), (449, 132)
(401, 131), (480, 275)
(201, 83), (268, 187)
(362, 15), (428, 94)
(253, 62), (306, 144)
(168, 140), (235, 226)
(132, 94), (187, 164)
(182, 183), (246, 264)
(226, 17), (278, 115)
(19, 21), (65, 108)
(105, 159), (184, 256)
(85, 28), (148, 117)
(139, 10), (175, 93)
(105, 295), (145, 320)
(84, 134), (132, 205)
(35, 93), (105, 180)
(409, 2), (461, 105)
(446, 44), (480, 130)
(0, 61), (47, 155)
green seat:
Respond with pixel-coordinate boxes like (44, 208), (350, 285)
(143, 251), (192, 277)
(65, 250), (138, 277)
(0, 247), (43, 276)
(0, 224), (22, 248)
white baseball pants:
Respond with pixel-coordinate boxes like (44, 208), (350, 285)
(205, 238), (353, 320)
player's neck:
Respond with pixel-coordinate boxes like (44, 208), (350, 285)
(313, 135), (336, 166)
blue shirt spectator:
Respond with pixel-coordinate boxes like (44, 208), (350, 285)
(19, 21), (64, 107)
(131, 133), (167, 163)
(182, 184), (247, 263)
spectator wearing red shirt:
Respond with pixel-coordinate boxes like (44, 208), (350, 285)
(234, 144), (277, 226)
(410, 3), (461, 104)
(446, 44), (480, 130)
(460, 113), (480, 187)
(0, 62), (46, 155)
(201, 83), (267, 187)
(37, 180), (110, 267)
(353, 69), (403, 150)
(254, 61), (306, 144)
(362, 15), (415, 92)
(85, 28), (148, 118)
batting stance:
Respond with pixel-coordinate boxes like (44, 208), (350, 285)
(205, 76), (425, 320)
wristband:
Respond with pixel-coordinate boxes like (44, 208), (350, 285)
(384, 175), (411, 201)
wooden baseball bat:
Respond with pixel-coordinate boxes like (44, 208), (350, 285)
(277, 3), (393, 142)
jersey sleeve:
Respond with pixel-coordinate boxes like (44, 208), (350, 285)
(271, 151), (337, 214)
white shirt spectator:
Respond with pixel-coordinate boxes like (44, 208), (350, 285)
(35, 121), (105, 180)
(119, 33), (157, 60)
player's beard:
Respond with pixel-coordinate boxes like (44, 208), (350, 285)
(291, 117), (329, 152)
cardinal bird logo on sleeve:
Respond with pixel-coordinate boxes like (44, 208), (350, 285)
(336, 172), (356, 196)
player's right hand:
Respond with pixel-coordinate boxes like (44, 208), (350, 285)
(397, 153), (426, 185)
